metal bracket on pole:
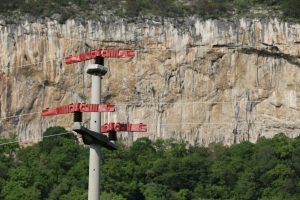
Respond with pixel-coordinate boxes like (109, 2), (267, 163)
(101, 122), (147, 143)
(72, 124), (117, 150)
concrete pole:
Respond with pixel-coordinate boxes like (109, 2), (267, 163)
(88, 67), (102, 200)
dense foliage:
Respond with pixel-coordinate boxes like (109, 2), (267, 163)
(1, 127), (300, 199)
(0, 0), (299, 22)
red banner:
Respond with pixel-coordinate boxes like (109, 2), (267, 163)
(65, 49), (135, 64)
(101, 123), (147, 133)
(42, 103), (115, 116)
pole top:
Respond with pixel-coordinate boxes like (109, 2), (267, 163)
(86, 63), (108, 76)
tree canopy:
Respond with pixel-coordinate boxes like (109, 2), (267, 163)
(0, 0), (299, 22)
(1, 128), (300, 199)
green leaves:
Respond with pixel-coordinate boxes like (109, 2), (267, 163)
(142, 183), (171, 200)
(0, 127), (88, 199)
(1, 129), (300, 199)
(0, 0), (299, 21)
(281, 0), (300, 20)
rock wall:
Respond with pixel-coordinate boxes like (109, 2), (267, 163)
(0, 17), (300, 145)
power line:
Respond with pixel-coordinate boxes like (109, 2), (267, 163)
(0, 57), (65, 71)
(0, 121), (297, 147)
(1, 99), (300, 121)
(0, 112), (41, 121)
(112, 100), (300, 108)
(0, 131), (73, 146)
(113, 100), (264, 106)
(1, 45), (298, 72)
(12, 31), (300, 49)
(0, 120), (294, 146)
(42, 131), (73, 138)
(0, 140), (18, 146)
(1, 40), (299, 71)
(145, 120), (300, 126)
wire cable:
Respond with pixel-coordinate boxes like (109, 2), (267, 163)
(0, 57), (65, 71)
(1, 99), (300, 121)
(0, 112), (41, 121)
(42, 131), (73, 139)
(1, 45), (299, 73)
(0, 140), (19, 146)
(0, 119), (297, 147)
(0, 131), (73, 146)
(11, 31), (300, 48)
(1, 40), (299, 71)
(144, 120), (300, 126)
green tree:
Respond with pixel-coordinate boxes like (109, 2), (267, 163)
(142, 183), (171, 200)
(100, 192), (126, 200)
(281, 0), (300, 19)
(2, 130), (300, 199)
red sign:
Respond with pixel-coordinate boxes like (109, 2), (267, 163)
(42, 103), (115, 116)
(101, 123), (147, 133)
(65, 49), (135, 64)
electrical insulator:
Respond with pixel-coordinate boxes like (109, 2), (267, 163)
(74, 111), (82, 122)
(108, 131), (117, 141)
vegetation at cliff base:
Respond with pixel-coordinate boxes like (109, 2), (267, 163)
(1, 127), (300, 199)
(0, 0), (300, 22)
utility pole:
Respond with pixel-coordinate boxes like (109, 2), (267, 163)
(87, 56), (105, 200)
(42, 49), (147, 199)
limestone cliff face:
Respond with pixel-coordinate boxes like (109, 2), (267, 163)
(1, 17), (300, 145)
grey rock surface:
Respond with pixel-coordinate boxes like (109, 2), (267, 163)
(0, 17), (300, 145)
